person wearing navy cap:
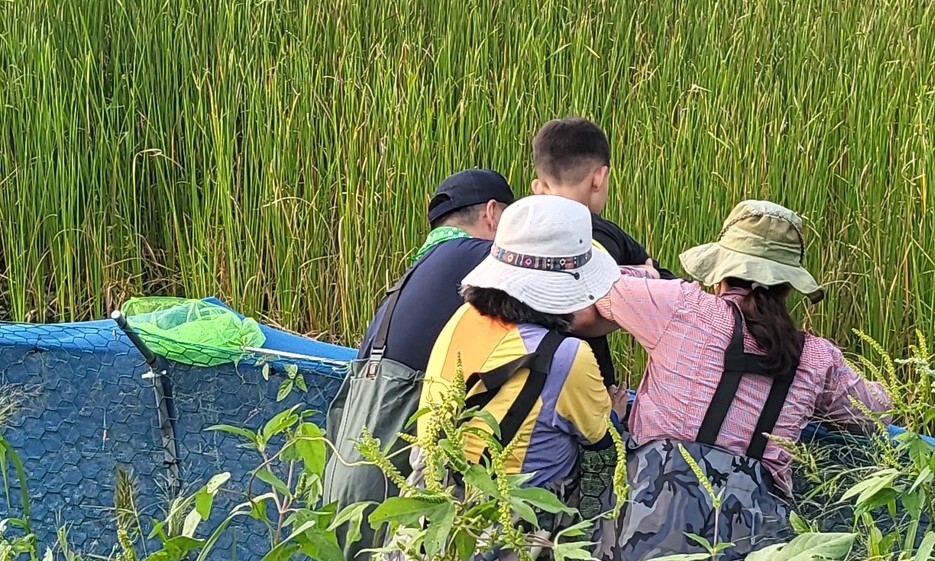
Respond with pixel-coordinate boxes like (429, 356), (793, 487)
(324, 168), (514, 561)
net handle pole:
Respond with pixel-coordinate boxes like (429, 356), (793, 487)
(111, 310), (182, 495)
(111, 310), (158, 367)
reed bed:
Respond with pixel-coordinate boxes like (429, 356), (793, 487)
(0, 0), (932, 367)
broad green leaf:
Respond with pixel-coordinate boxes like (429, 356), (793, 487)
(461, 409), (502, 438)
(911, 466), (933, 494)
(505, 472), (535, 487)
(285, 364), (299, 380)
(182, 508), (202, 538)
(328, 502), (375, 546)
(255, 468), (292, 498)
(746, 532), (855, 561)
(462, 464), (499, 497)
(788, 511), (813, 535)
(262, 406), (300, 443)
(260, 542), (300, 561)
(684, 533), (712, 551)
(902, 490), (922, 519)
(406, 407), (432, 429)
(909, 437), (935, 469)
(644, 555), (710, 561)
(508, 497), (538, 526)
(841, 469), (898, 505)
(159, 535), (205, 557)
(553, 541), (601, 561)
(261, 363), (271, 381)
(277, 379), (294, 402)
(262, 520), (342, 561)
(293, 422), (327, 476)
(511, 486), (575, 514)
(300, 528), (344, 561)
(855, 488), (899, 516)
(452, 529), (477, 561)
(195, 472), (231, 520)
(368, 497), (450, 527)
(295, 374), (308, 392)
(206, 424), (257, 447)
(423, 502), (456, 557)
(915, 531), (935, 561)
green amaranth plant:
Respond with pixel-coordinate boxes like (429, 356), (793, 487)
(354, 358), (627, 561)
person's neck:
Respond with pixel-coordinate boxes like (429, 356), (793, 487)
(439, 223), (485, 240)
(544, 182), (598, 214)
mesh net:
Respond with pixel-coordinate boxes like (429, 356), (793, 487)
(121, 297), (266, 366)
(0, 313), (348, 559)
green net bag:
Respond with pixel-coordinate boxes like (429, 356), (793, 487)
(121, 297), (266, 366)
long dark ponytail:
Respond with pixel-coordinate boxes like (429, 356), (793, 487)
(725, 278), (801, 376)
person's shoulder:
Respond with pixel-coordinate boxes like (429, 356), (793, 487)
(800, 333), (845, 370)
(592, 213), (640, 243)
(417, 238), (491, 271)
(429, 237), (491, 259)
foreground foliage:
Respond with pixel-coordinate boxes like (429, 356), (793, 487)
(1, 329), (935, 559)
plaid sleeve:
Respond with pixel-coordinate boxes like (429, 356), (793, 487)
(596, 267), (692, 351)
(816, 344), (894, 432)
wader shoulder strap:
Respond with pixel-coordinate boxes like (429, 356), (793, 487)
(463, 330), (566, 452)
(696, 303), (761, 446)
(369, 247), (439, 361)
(746, 333), (804, 459)
(696, 300), (805, 460)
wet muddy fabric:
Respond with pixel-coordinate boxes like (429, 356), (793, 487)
(594, 438), (792, 561)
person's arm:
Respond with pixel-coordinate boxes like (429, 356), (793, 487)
(595, 267), (692, 351)
(553, 342), (622, 450)
(815, 345), (894, 433)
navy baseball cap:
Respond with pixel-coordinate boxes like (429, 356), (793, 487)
(427, 169), (515, 226)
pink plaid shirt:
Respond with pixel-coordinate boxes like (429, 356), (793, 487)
(596, 268), (893, 494)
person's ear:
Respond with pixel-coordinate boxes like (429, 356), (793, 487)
(485, 199), (501, 231)
(531, 178), (548, 195)
(592, 166), (610, 192)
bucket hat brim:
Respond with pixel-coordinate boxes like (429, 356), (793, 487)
(680, 242), (825, 303)
(461, 245), (620, 315)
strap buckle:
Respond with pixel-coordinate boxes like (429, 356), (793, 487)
(365, 347), (385, 380)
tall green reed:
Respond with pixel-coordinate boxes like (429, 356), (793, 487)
(0, 0), (932, 361)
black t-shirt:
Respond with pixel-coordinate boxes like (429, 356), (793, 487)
(357, 238), (492, 370)
(588, 214), (675, 387)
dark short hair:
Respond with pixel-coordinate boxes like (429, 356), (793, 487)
(461, 286), (572, 332)
(533, 117), (611, 183)
(433, 202), (484, 228)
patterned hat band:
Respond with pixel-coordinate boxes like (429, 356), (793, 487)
(491, 244), (591, 277)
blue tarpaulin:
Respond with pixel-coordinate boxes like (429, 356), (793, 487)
(0, 299), (930, 559)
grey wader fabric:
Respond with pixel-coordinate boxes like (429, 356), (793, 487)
(324, 256), (430, 561)
(595, 301), (803, 561)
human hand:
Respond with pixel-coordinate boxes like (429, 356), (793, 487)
(609, 384), (629, 420)
(630, 258), (661, 279)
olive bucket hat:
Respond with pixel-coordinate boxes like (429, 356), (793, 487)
(679, 200), (825, 303)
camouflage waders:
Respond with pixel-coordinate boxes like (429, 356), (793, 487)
(595, 301), (802, 561)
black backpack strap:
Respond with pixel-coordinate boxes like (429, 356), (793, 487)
(696, 303), (749, 446)
(464, 354), (538, 411)
(461, 331), (566, 456)
(746, 333), (805, 459)
(497, 331), (565, 449)
(366, 249), (436, 377)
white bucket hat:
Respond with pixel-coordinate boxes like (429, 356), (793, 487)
(461, 195), (619, 314)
